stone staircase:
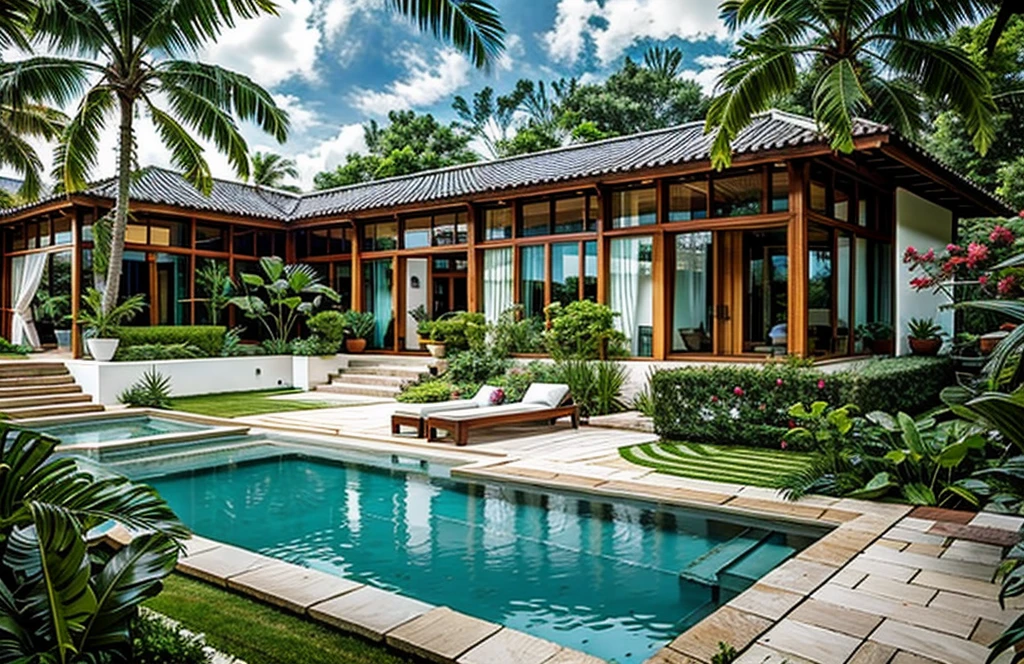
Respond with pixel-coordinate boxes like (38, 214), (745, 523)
(315, 357), (432, 399)
(0, 362), (104, 419)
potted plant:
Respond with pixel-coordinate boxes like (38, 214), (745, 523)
(410, 305), (431, 348)
(76, 287), (147, 361)
(35, 292), (71, 348)
(343, 311), (375, 354)
(856, 321), (895, 355)
(907, 317), (945, 356)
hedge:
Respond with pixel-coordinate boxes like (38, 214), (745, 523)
(650, 357), (952, 449)
(114, 326), (226, 358)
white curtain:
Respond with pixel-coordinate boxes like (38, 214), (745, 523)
(483, 248), (513, 324)
(674, 233), (710, 332)
(10, 253), (47, 349)
(610, 238), (641, 355)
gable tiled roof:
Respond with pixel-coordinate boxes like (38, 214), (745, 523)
(0, 110), (1011, 222)
(0, 177), (22, 196)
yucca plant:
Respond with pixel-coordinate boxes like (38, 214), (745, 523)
(118, 369), (173, 409)
(0, 425), (189, 662)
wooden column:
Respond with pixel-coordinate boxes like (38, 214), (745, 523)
(596, 185), (609, 304)
(70, 208), (83, 358)
(651, 179), (668, 360)
(465, 203), (481, 313)
(351, 221), (364, 312)
(787, 161), (810, 357)
(393, 254), (403, 352)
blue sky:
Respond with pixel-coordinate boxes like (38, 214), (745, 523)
(3, 0), (735, 189)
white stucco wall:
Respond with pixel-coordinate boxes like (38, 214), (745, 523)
(405, 258), (428, 351)
(895, 188), (954, 356)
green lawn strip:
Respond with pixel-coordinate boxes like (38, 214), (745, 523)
(620, 441), (811, 488)
(145, 574), (416, 664)
(169, 389), (343, 418)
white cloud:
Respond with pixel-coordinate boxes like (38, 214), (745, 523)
(291, 124), (367, 188)
(350, 47), (471, 115)
(496, 33), (524, 72)
(682, 54), (731, 95)
(544, 0), (728, 66)
(273, 94), (321, 134)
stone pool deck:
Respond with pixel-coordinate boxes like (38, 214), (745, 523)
(185, 402), (1022, 664)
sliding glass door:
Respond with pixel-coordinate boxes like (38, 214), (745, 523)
(671, 232), (713, 353)
(610, 236), (654, 357)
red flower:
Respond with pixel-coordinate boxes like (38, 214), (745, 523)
(733, 386), (744, 396)
(910, 276), (934, 290)
(1019, 210), (1024, 218)
(788, 419), (796, 428)
(817, 379), (826, 389)
(998, 275), (1017, 296)
(946, 244), (962, 254)
(920, 249), (935, 262)
(780, 440), (788, 450)
(711, 395), (719, 403)
(990, 225), (1015, 246)
(966, 242), (990, 269)
(979, 275), (990, 286)
(776, 378), (783, 386)
(903, 246), (918, 263)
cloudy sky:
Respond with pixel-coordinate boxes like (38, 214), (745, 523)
(4, 0), (734, 191)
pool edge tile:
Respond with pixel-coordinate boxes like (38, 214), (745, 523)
(385, 606), (502, 664)
(227, 560), (363, 614)
(308, 585), (433, 642)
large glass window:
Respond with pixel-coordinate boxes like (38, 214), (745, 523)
(855, 238), (869, 353)
(404, 216), (431, 249)
(771, 168), (789, 212)
(483, 247), (513, 324)
(520, 245), (546, 318)
(551, 242), (580, 306)
(713, 171), (762, 217)
(195, 258), (228, 325)
(156, 253), (191, 325)
(53, 217), (72, 245)
(362, 221), (397, 252)
(611, 188), (657, 228)
(744, 230), (789, 353)
(309, 229), (330, 255)
(835, 232), (851, 355)
(334, 262), (352, 311)
(672, 233), (713, 353)
(554, 196), (587, 234)
(583, 241), (598, 302)
(196, 224), (226, 252)
(521, 202), (550, 237)
(362, 259), (393, 349)
(610, 236), (654, 356)
(834, 175), (853, 222)
(808, 225), (834, 356)
(668, 180), (707, 221)
(483, 206), (513, 240)
(327, 228), (350, 254)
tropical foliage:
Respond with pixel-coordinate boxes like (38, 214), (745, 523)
(543, 301), (628, 361)
(77, 288), (146, 339)
(0, 424), (188, 661)
(195, 261), (233, 326)
(119, 369), (174, 408)
(250, 151), (300, 193)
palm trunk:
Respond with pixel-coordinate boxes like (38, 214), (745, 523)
(101, 95), (134, 315)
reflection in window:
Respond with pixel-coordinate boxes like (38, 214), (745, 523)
(668, 180), (707, 221)
(610, 236), (654, 356)
(53, 217), (73, 245)
(404, 216), (431, 249)
(835, 232), (851, 354)
(744, 230), (789, 353)
(713, 172), (762, 217)
(156, 253), (191, 325)
(521, 202), (549, 237)
(362, 221), (397, 252)
(310, 229), (330, 255)
(855, 237), (868, 352)
(611, 188), (657, 228)
(483, 206), (513, 240)
(551, 242), (580, 306)
(554, 197), (586, 234)
(672, 232), (713, 353)
(808, 226), (834, 355)
(771, 169), (789, 212)
(196, 224), (226, 252)
(520, 245), (546, 318)
(583, 241), (598, 302)
(834, 175), (852, 222)
(334, 262), (352, 311)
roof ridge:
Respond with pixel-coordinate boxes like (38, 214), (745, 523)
(142, 165), (304, 199)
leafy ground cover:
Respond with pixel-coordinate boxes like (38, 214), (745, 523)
(620, 441), (813, 488)
(169, 389), (342, 418)
(146, 575), (415, 664)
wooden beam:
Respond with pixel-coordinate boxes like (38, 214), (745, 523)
(880, 144), (1011, 216)
(70, 208), (82, 358)
(787, 160), (809, 357)
(465, 203), (481, 313)
(351, 232), (363, 312)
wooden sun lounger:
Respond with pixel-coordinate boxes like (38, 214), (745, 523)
(426, 400), (580, 446)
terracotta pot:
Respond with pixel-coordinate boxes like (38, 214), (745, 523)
(908, 337), (942, 356)
(980, 331), (1010, 354)
(869, 338), (894, 355)
(344, 337), (367, 354)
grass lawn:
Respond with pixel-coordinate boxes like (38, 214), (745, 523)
(145, 575), (416, 664)
(169, 389), (343, 418)
(620, 441), (813, 488)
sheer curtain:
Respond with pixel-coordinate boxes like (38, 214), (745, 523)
(483, 248), (513, 324)
(11, 253), (46, 349)
(366, 260), (392, 349)
(610, 238), (641, 355)
(673, 233), (711, 350)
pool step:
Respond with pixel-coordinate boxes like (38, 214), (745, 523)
(0, 383), (82, 399)
(679, 528), (772, 587)
(719, 537), (797, 596)
(1, 402), (105, 419)
(0, 361), (104, 419)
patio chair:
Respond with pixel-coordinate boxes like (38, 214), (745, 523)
(391, 385), (502, 437)
(426, 383), (579, 446)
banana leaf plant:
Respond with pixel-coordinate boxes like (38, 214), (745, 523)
(0, 425), (189, 662)
(228, 256), (340, 353)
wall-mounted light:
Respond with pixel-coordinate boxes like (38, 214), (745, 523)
(410, 276), (421, 289)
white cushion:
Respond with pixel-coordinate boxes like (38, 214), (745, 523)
(472, 385), (501, 407)
(521, 383), (570, 408)
(394, 399), (478, 417)
(432, 403), (546, 421)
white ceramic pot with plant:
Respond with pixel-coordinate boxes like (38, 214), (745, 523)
(78, 288), (147, 361)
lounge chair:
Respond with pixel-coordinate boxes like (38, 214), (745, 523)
(391, 385), (502, 437)
(426, 383), (579, 446)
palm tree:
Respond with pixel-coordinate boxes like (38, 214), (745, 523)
(0, 0), (504, 316)
(705, 0), (999, 169)
(251, 151), (300, 192)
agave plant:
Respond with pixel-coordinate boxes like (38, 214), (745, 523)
(0, 425), (189, 662)
(229, 256), (340, 351)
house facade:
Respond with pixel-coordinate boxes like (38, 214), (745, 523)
(0, 111), (1011, 360)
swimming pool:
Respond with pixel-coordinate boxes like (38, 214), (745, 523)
(37, 415), (208, 445)
(145, 451), (821, 663)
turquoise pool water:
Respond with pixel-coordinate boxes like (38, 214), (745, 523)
(148, 453), (819, 663)
(39, 416), (206, 445)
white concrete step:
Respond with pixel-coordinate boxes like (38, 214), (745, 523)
(329, 373), (410, 388)
(337, 365), (429, 379)
(315, 382), (402, 398)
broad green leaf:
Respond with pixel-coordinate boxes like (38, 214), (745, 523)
(845, 472), (896, 499)
(901, 483), (937, 506)
(898, 412), (926, 456)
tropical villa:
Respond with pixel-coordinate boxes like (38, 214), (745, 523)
(0, 110), (1011, 362)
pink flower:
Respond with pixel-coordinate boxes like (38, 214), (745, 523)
(711, 395), (719, 403)
(489, 389), (506, 405)
(909, 276), (934, 290)
(733, 386), (744, 396)
(946, 244), (962, 254)
(966, 242), (990, 269)
(1018, 210), (1024, 218)
(979, 275), (990, 286)
(990, 225), (1015, 245)
(780, 440), (788, 450)
(998, 275), (1017, 296)
(902, 246), (918, 263)
(920, 249), (935, 262)
(817, 379), (826, 390)
(776, 378), (784, 386)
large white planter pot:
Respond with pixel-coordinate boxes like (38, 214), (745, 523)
(87, 338), (120, 362)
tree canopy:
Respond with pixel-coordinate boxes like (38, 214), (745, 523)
(251, 151), (301, 192)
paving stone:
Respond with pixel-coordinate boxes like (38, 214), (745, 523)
(181, 536), (220, 558)
(826, 527), (881, 550)
(820, 508), (860, 523)
(871, 618), (990, 664)
(857, 575), (938, 606)
(846, 556), (917, 582)
(898, 517), (937, 532)
(903, 542), (944, 557)
(725, 497), (825, 521)
(788, 598), (882, 638)
(309, 586), (433, 641)
(929, 590), (1020, 624)
(884, 527), (947, 546)
(457, 629), (561, 664)
(829, 567), (867, 588)
(813, 584), (977, 638)
(385, 607), (501, 663)
(227, 561), (362, 614)
(176, 543), (272, 586)
(727, 583), (804, 620)
(757, 559), (837, 595)
(840, 513), (902, 534)
(668, 606), (772, 663)
(912, 569), (1000, 600)
(971, 512), (1024, 531)
(796, 539), (860, 567)
(734, 644), (815, 663)
(757, 619), (861, 663)
(540, 649), (606, 664)
(909, 506), (974, 524)
(972, 617), (1006, 646)
(833, 499), (909, 519)
(642, 649), (700, 664)
(929, 522), (1020, 547)
(875, 538), (909, 550)
(890, 653), (942, 664)
(846, 641), (897, 664)
(860, 543), (996, 581)
(942, 539), (1005, 565)
(601, 480), (732, 505)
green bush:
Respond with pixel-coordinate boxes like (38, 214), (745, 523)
(132, 613), (211, 664)
(116, 343), (204, 361)
(543, 301), (627, 360)
(116, 326), (226, 357)
(650, 357), (953, 448)
(290, 337), (339, 356)
(490, 361), (563, 402)
(490, 306), (544, 355)
(306, 310), (347, 345)
(445, 350), (512, 385)
(557, 360), (628, 417)
(396, 380), (456, 403)
(119, 369), (173, 408)
(427, 312), (486, 352)
(0, 337), (31, 355)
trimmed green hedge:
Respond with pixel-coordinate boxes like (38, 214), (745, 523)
(115, 326), (226, 358)
(651, 357), (952, 449)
